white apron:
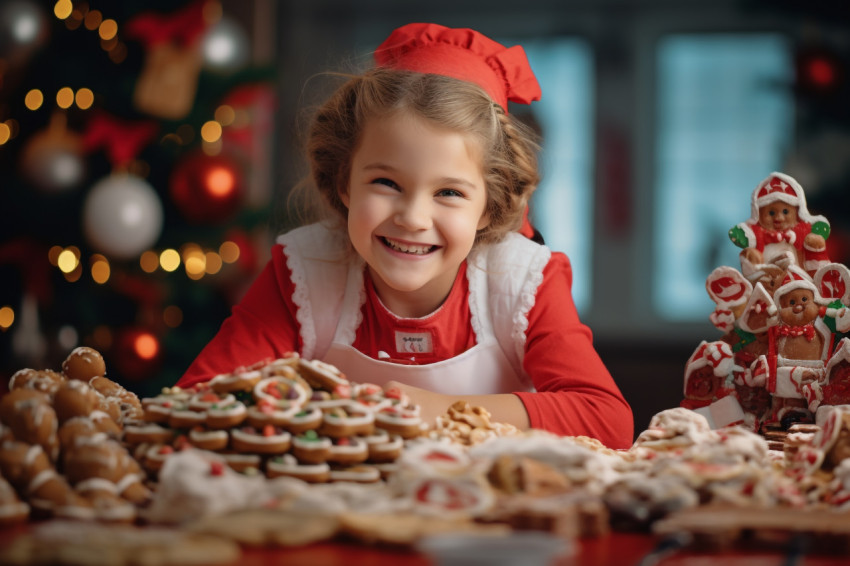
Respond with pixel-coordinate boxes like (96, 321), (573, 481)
(278, 223), (551, 396)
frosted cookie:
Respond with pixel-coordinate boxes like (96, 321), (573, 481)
(246, 398), (299, 429)
(62, 346), (107, 381)
(30, 473), (96, 521)
(329, 464), (381, 484)
(291, 430), (333, 464)
(326, 436), (369, 465)
(123, 423), (175, 446)
(168, 405), (208, 430)
(189, 391), (236, 413)
(231, 425), (292, 455)
(253, 376), (311, 411)
(297, 358), (349, 391)
(267, 454), (330, 483)
(0, 473), (29, 527)
(210, 365), (263, 394)
(8, 368), (64, 396)
(319, 402), (375, 438)
(0, 389), (60, 461)
(306, 389), (353, 410)
(279, 406), (324, 435)
(189, 426), (230, 452)
(206, 400), (248, 429)
(366, 433), (405, 463)
(58, 416), (105, 451)
(52, 379), (100, 423)
(88, 375), (144, 423)
(375, 404), (424, 439)
(142, 444), (175, 474)
(221, 452), (262, 474)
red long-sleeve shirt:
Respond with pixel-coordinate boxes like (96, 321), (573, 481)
(179, 244), (634, 448)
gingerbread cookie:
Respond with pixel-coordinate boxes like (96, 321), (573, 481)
(62, 346), (107, 381)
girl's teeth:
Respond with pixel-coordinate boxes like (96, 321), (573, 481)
(384, 238), (433, 255)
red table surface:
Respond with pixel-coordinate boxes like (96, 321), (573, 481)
(2, 526), (847, 565)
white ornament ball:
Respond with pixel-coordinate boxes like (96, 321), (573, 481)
(83, 174), (164, 260)
(201, 17), (250, 73)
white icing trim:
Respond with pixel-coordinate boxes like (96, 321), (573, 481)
(27, 469), (57, 494)
(75, 477), (118, 494)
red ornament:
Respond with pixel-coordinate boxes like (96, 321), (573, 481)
(111, 326), (163, 382)
(169, 151), (243, 224)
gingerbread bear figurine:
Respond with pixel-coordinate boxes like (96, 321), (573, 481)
(728, 172), (830, 276)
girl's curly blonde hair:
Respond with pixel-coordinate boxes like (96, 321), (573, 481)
(301, 67), (541, 246)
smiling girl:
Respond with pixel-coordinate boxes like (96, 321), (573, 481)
(178, 23), (634, 449)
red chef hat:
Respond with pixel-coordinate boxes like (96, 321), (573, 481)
(374, 23), (542, 111)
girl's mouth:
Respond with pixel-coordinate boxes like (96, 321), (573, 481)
(380, 237), (437, 255)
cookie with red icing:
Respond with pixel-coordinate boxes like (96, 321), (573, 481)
(375, 403), (424, 440)
(253, 376), (311, 411)
(231, 425), (291, 455)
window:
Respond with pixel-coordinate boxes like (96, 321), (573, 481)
(520, 39), (595, 313)
(653, 34), (794, 320)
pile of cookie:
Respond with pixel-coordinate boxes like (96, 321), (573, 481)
(127, 354), (426, 484)
(0, 347), (151, 526)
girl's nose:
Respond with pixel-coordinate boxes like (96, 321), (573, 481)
(395, 193), (432, 230)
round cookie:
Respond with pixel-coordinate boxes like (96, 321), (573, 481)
(206, 400), (248, 429)
(266, 454), (330, 483)
(210, 367), (263, 394)
(319, 402), (375, 438)
(326, 436), (369, 465)
(291, 430), (333, 464)
(230, 425), (291, 455)
(53, 379), (101, 422)
(188, 427), (230, 452)
(123, 423), (175, 446)
(8, 368), (65, 397)
(328, 464), (381, 484)
(62, 346), (107, 381)
(375, 404), (424, 439)
(0, 389), (60, 461)
(297, 358), (349, 391)
(253, 376), (311, 411)
(365, 433), (404, 463)
(279, 406), (324, 435)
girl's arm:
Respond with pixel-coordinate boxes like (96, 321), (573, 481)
(514, 252), (634, 448)
(386, 253), (633, 449)
(177, 244), (301, 389)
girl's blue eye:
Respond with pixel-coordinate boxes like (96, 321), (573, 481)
(373, 178), (397, 188)
(437, 189), (463, 198)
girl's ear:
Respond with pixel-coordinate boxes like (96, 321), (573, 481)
(339, 185), (350, 208)
(476, 210), (490, 231)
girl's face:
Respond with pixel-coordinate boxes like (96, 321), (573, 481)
(342, 112), (489, 318)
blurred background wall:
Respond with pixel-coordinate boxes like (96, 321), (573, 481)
(2, 0), (849, 435)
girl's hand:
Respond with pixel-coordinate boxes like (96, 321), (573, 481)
(382, 380), (456, 427)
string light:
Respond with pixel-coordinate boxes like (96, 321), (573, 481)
(134, 332), (159, 360)
(159, 249), (181, 272)
(0, 123), (10, 145)
(54, 0), (73, 20)
(57, 248), (79, 273)
(90, 254), (110, 284)
(200, 121), (222, 143)
(0, 306), (14, 330)
(220, 241), (240, 263)
(140, 250), (159, 273)
(75, 87), (94, 110)
(24, 89), (43, 110)
(56, 87), (75, 109)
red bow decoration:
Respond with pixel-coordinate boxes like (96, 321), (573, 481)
(124, 0), (211, 48)
(776, 323), (816, 341)
(374, 22), (541, 111)
(82, 112), (159, 168)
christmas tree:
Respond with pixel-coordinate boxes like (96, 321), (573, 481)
(0, 0), (276, 398)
